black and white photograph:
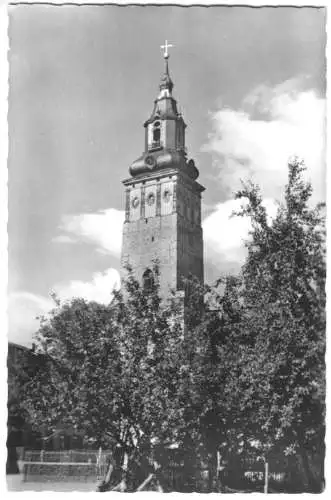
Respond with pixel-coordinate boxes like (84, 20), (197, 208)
(4, 1), (326, 493)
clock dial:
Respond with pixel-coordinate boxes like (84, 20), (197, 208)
(163, 190), (171, 202)
(132, 196), (140, 209)
(147, 192), (155, 206)
(145, 155), (156, 168)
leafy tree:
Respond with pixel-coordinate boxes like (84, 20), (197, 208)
(17, 159), (325, 493)
(20, 267), (218, 491)
(23, 297), (121, 449)
(219, 158), (325, 491)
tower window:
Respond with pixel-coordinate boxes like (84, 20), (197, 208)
(153, 128), (160, 142)
(143, 269), (154, 293)
(152, 121), (161, 145)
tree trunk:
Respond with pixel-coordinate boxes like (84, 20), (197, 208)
(136, 473), (154, 492)
(264, 460), (269, 494)
(96, 461), (114, 491)
(299, 447), (323, 493)
(98, 448), (131, 492)
(118, 451), (129, 491)
(206, 449), (218, 492)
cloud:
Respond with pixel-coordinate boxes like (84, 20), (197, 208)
(202, 198), (278, 274)
(51, 80), (325, 282)
(58, 208), (125, 256)
(8, 292), (54, 347)
(203, 79), (325, 203)
(8, 268), (121, 346)
(52, 234), (78, 244)
(54, 267), (120, 304)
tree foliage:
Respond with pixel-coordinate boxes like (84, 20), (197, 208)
(17, 159), (325, 492)
(21, 268), (216, 490)
(217, 158), (325, 491)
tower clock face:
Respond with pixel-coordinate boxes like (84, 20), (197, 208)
(132, 196), (140, 209)
(163, 190), (171, 202)
(147, 193), (155, 206)
(145, 155), (156, 168)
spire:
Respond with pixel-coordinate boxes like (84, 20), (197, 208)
(159, 40), (174, 95)
(129, 41), (200, 181)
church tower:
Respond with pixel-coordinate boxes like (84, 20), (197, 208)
(121, 42), (205, 300)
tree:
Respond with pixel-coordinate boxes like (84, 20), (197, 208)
(17, 159), (325, 492)
(23, 297), (122, 448)
(20, 267), (219, 491)
(219, 158), (325, 491)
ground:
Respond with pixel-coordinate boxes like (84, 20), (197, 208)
(6, 474), (97, 492)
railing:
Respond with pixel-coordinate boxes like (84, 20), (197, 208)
(148, 143), (188, 154)
(22, 449), (290, 490)
(24, 450), (111, 463)
(22, 450), (112, 482)
(149, 141), (161, 150)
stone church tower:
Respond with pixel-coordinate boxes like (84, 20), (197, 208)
(121, 44), (204, 300)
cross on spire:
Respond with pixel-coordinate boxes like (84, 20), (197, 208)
(160, 40), (174, 59)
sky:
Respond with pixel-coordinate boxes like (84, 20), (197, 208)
(7, 4), (326, 346)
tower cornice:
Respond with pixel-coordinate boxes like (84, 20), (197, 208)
(122, 166), (205, 193)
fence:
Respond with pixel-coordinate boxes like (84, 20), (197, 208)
(23, 450), (112, 483)
(22, 448), (291, 491)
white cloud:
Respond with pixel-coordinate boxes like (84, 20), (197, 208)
(201, 79), (325, 272)
(52, 234), (77, 244)
(202, 198), (278, 271)
(54, 267), (120, 304)
(203, 199), (250, 266)
(50, 81), (325, 279)
(203, 79), (325, 203)
(8, 268), (121, 346)
(8, 292), (54, 347)
(58, 208), (125, 256)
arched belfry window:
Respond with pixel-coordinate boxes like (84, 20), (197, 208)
(153, 121), (161, 145)
(143, 268), (154, 293)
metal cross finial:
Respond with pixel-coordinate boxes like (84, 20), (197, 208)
(160, 40), (174, 59)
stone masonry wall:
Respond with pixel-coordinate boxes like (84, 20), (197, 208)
(121, 213), (179, 299)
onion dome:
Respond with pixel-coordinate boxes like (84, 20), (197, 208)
(129, 151), (199, 181)
(130, 150), (186, 177)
